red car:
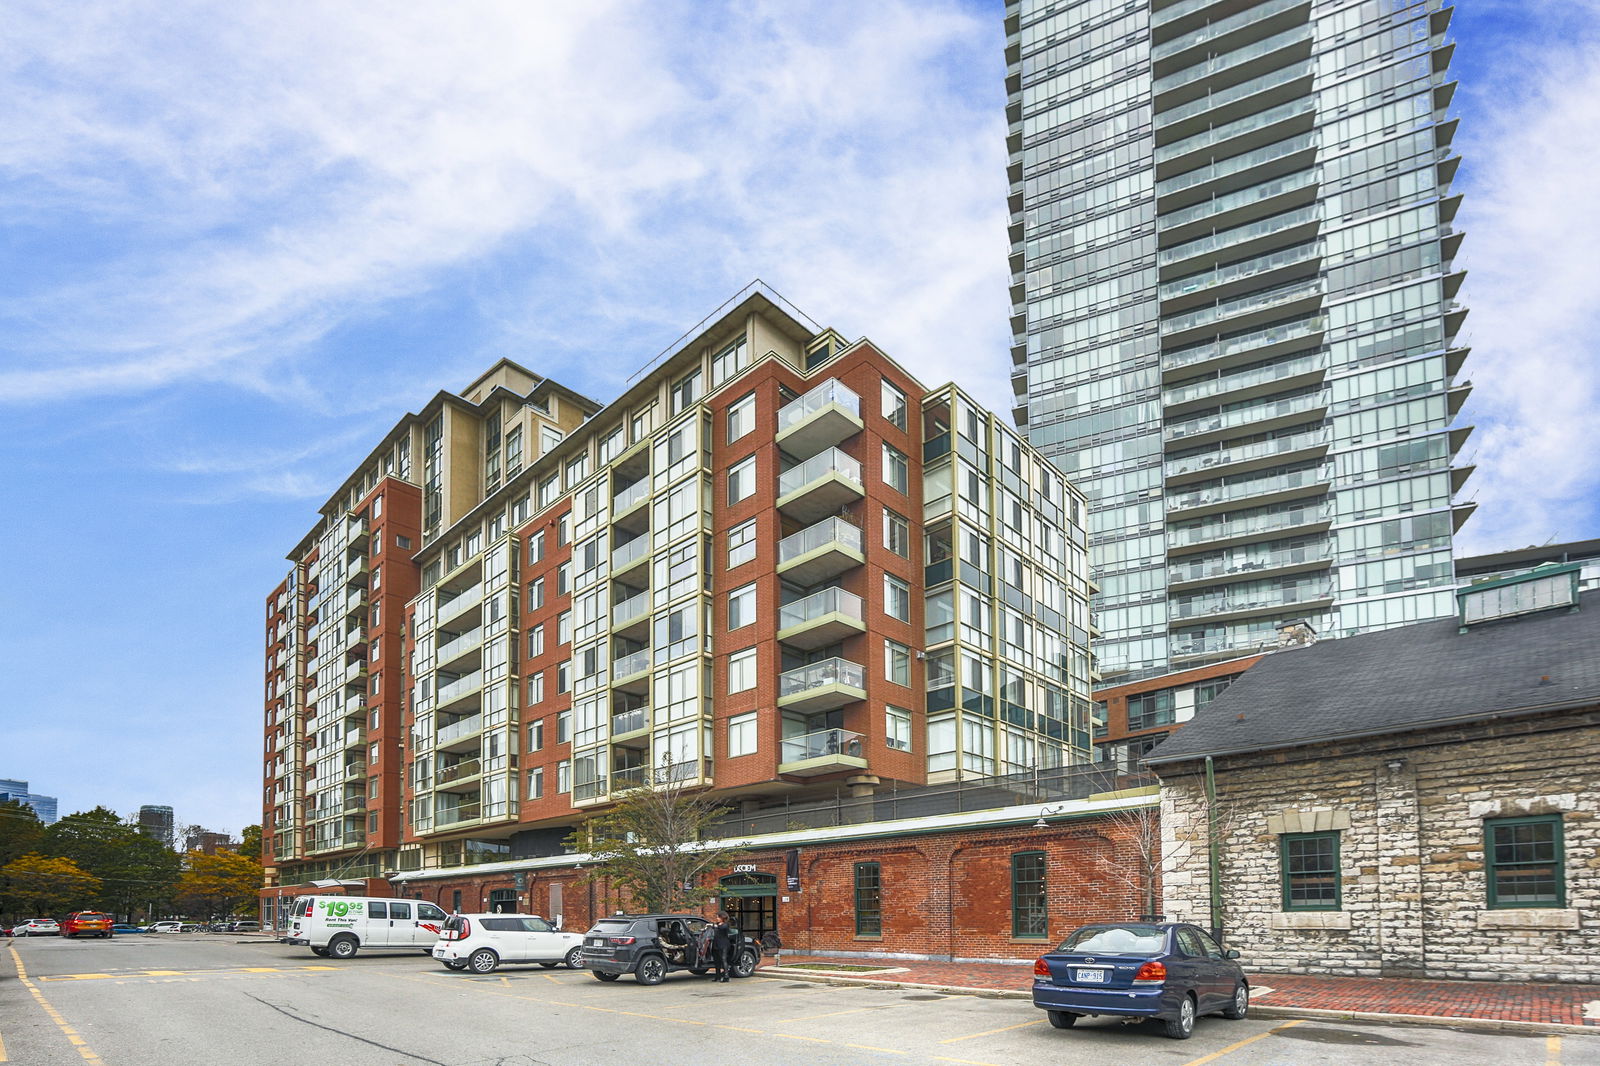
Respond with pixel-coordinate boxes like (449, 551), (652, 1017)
(62, 911), (114, 938)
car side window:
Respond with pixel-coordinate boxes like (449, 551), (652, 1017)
(1176, 929), (1209, 958)
(389, 902), (412, 920)
(685, 919), (707, 937)
(417, 903), (446, 921)
(1192, 929), (1225, 958)
(367, 902), (388, 919)
(524, 917), (553, 932)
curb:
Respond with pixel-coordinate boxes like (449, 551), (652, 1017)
(755, 970), (1600, 1035)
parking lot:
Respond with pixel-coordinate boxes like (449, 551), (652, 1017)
(4, 934), (1597, 1066)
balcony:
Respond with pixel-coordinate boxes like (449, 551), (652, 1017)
(1168, 501), (1333, 554)
(613, 477), (649, 522)
(611, 648), (652, 692)
(1155, 98), (1316, 178)
(1168, 541), (1332, 591)
(435, 800), (482, 827)
(779, 728), (867, 778)
(610, 590), (651, 640)
(1163, 350), (1328, 410)
(1163, 388), (1330, 448)
(1165, 428), (1331, 483)
(1166, 464), (1332, 519)
(1158, 170), (1319, 245)
(778, 657), (867, 713)
(610, 765), (648, 792)
(1154, 25), (1313, 104)
(435, 758), (482, 788)
(342, 659), (368, 691)
(777, 448), (864, 523)
(342, 588), (365, 620)
(1155, 61), (1313, 141)
(341, 759), (368, 781)
(611, 707), (648, 738)
(1170, 579), (1334, 624)
(436, 585), (484, 627)
(435, 627), (484, 671)
(1162, 315), (1326, 377)
(1160, 241), (1323, 313)
(344, 557), (370, 588)
(776, 517), (865, 585)
(778, 587), (866, 651)
(435, 669), (483, 712)
(610, 534), (650, 581)
(1160, 277), (1325, 346)
(1153, 0), (1311, 68)
(777, 379), (863, 458)
(1157, 132), (1318, 212)
(435, 713), (483, 752)
(573, 777), (609, 804)
(340, 724), (367, 750)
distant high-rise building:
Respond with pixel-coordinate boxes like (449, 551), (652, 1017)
(0, 778), (59, 824)
(138, 804), (176, 847)
(1007, 0), (1474, 681)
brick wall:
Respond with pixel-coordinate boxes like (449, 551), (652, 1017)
(1158, 707), (1600, 982)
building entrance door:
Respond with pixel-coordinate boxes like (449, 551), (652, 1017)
(719, 872), (778, 943)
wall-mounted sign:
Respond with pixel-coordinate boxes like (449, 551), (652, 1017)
(733, 863), (757, 874)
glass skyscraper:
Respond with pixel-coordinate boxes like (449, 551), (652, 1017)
(1007, 0), (1474, 680)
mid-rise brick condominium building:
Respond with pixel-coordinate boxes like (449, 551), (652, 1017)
(262, 285), (1152, 956)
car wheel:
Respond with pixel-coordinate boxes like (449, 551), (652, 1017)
(564, 946), (585, 970)
(1163, 995), (1196, 1040)
(635, 955), (666, 985)
(1046, 1010), (1077, 1029)
(1222, 982), (1249, 1020)
(593, 971), (620, 982)
(328, 936), (359, 960)
(469, 949), (499, 974)
(311, 946), (330, 957)
(731, 948), (757, 978)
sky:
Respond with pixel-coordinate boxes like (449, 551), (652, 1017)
(2, 1), (1597, 834)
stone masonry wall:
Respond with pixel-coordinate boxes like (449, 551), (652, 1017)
(1159, 707), (1600, 982)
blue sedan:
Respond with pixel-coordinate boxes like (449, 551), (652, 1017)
(1032, 922), (1248, 1040)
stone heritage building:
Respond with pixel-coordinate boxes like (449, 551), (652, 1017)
(260, 283), (1135, 955)
(1147, 565), (1600, 982)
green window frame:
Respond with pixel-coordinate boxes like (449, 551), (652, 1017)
(853, 862), (882, 936)
(1011, 851), (1047, 939)
(1280, 832), (1341, 911)
(1486, 815), (1564, 908)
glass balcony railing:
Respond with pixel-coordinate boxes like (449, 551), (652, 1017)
(612, 591), (650, 627)
(436, 802), (482, 826)
(610, 766), (647, 792)
(1156, 61), (1312, 130)
(1163, 352), (1328, 406)
(611, 534), (649, 571)
(1169, 501), (1333, 547)
(1165, 389), (1329, 441)
(436, 586), (484, 625)
(1161, 242), (1322, 304)
(1159, 170), (1318, 234)
(436, 627), (483, 664)
(1170, 632), (1274, 657)
(436, 759), (482, 785)
(1167, 464), (1331, 511)
(1160, 278), (1324, 337)
(779, 379), (861, 432)
(436, 670), (483, 705)
(612, 648), (651, 680)
(779, 587), (865, 630)
(779, 657), (866, 700)
(435, 714), (483, 747)
(1156, 97), (1315, 165)
(778, 448), (863, 497)
(1161, 206), (1319, 268)
(1171, 579), (1333, 619)
(1155, 25), (1313, 96)
(1169, 541), (1331, 584)
(778, 517), (863, 564)
(1153, 0), (1308, 61)
(1163, 315), (1326, 370)
(1166, 428), (1331, 477)
(781, 728), (865, 764)
(1157, 132), (1317, 200)
(611, 707), (647, 735)
(613, 478), (649, 514)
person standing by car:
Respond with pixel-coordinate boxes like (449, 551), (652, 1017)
(710, 912), (737, 983)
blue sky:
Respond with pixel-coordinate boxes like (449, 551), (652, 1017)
(2, 1), (1597, 833)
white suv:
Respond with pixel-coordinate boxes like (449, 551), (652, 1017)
(432, 914), (586, 974)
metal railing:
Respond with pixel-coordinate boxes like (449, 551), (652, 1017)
(436, 627), (483, 664)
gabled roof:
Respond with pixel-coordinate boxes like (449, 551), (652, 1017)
(1145, 589), (1600, 766)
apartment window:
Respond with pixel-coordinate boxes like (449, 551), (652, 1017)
(557, 564), (570, 597)
(505, 426), (523, 476)
(557, 709), (571, 744)
(527, 532), (544, 565)
(728, 393), (756, 442)
(526, 766), (544, 800)
(728, 456), (756, 505)
(727, 519), (757, 569)
(885, 705), (912, 751)
(881, 380), (907, 431)
(1486, 816), (1564, 908)
(528, 719), (545, 751)
(1012, 851), (1047, 938)
(728, 648), (757, 694)
(557, 517), (570, 547)
(556, 661), (570, 693)
(671, 369), (701, 414)
(372, 564), (382, 589)
(372, 534), (382, 555)
(884, 509), (910, 557)
(528, 577), (545, 610)
(854, 862), (882, 936)
(712, 336), (749, 386)
(884, 574), (911, 622)
(1281, 832), (1341, 910)
(883, 444), (908, 494)
(885, 640), (911, 686)
(396, 535), (412, 550)
(728, 583), (756, 630)
(558, 610), (571, 646)
(526, 672), (544, 706)
(528, 626), (545, 659)
(556, 760), (570, 794)
(728, 712), (757, 757)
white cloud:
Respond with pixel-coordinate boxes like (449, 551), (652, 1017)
(1451, 8), (1600, 554)
(0, 0), (1011, 416)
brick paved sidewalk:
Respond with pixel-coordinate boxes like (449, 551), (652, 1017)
(761, 953), (1600, 1029)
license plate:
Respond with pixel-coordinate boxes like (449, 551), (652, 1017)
(586, 938), (601, 946)
(431, 946), (445, 957)
(1075, 968), (1108, 983)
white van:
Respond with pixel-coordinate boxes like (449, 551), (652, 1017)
(284, 895), (450, 959)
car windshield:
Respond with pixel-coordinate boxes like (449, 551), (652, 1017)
(1056, 924), (1167, 955)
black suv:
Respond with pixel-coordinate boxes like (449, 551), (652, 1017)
(582, 914), (761, 985)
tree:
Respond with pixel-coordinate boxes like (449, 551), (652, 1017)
(45, 806), (181, 915)
(3, 854), (101, 917)
(174, 850), (264, 919)
(567, 760), (746, 913)
(237, 824), (263, 863)
(0, 799), (45, 868)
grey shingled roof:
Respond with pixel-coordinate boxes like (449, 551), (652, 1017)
(1145, 588), (1600, 765)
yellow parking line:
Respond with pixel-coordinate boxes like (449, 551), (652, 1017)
(1179, 1019), (1303, 1066)
(845, 1044), (908, 1055)
(1547, 1034), (1562, 1066)
(0, 1025), (9, 1062)
(776, 1033), (834, 1044)
(716, 1025), (764, 1033)
(9, 947), (104, 1064)
(933, 1056), (1005, 1066)
(775, 1006), (885, 1023)
(938, 1018), (1043, 1043)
